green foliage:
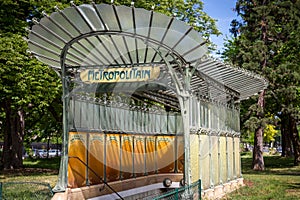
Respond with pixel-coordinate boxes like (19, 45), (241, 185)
(242, 130), (255, 145)
(0, 1), (63, 159)
(0, 33), (62, 141)
(0, 0), (31, 35)
(264, 124), (278, 143)
(223, 0), (300, 146)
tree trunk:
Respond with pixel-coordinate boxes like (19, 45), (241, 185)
(252, 1), (268, 171)
(252, 90), (265, 170)
(281, 116), (286, 157)
(281, 115), (293, 157)
(2, 101), (12, 169)
(289, 115), (300, 165)
(252, 126), (265, 170)
(3, 101), (25, 169)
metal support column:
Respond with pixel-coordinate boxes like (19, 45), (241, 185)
(53, 64), (70, 192)
(146, 43), (194, 197)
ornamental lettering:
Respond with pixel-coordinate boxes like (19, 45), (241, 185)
(80, 66), (160, 83)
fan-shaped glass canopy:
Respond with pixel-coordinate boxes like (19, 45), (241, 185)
(28, 3), (267, 102)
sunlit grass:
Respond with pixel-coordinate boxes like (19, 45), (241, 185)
(1, 154), (300, 199)
(223, 154), (300, 200)
(23, 157), (60, 170)
(0, 158), (59, 199)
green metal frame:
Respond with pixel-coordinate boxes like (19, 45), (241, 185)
(153, 179), (201, 200)
(53, 31), (195, 194)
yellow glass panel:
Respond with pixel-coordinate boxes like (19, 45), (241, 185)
(88, 133), (104, 185)
(176, 136), (184, 173)
(121, 135), (133, 179)
(157, 136), (175, 173)
(146, 136), (156, 175)
(134, 136), (145, 176)
(68, 132), (87, 188)
(106, 134), (120, 181)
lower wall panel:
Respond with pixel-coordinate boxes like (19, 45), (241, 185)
(67, 132), (241, 190)
(67, 132), (183, 188)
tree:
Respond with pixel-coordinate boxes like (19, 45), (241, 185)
(0, 34), (62, 168)
(0, 0), (62, 169)
(223, 0), (300, 167)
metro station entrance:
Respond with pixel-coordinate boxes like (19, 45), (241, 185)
(28, 3), (268, 199)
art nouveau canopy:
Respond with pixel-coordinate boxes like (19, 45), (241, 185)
(28, 3), (268, 103)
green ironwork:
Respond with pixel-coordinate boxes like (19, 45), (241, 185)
(152, 179), (201, 200)
(0, 182), (53, 200)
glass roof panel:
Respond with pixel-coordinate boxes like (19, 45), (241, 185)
(70, 42), (102, 65)
(164, 19), (188, 48)
(99, 35), (125, 65)
(65, 52), (89, 66)
(36, 56), (61, 68)
(39, 16), (71, 43)
(51, 8), (79, 38)
(150, 12), (172, 42)
(83, 37), (110, 65)
(184, 27), (205, 44)
(92, 35), (117, 65)
(95, 4), (120, 31)
(136, 39), (147, 64)
(63, 7), (91, 34)
(124, 37), (137, 64)
(116, 5), (134, 32)
(135, 8), (151, 38)
(144, 48), (157, 64)
(30, 26), (63, 55)
(28, 42), (59, 59)
(77, 5), (106, 31)
(111, 35), (131, 65)
(182, 47), (207, 63)
(195, 57), (268, 100)
(29, 33), (61, 54)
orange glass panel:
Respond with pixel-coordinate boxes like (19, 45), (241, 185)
(145, 136), (156, 175)
(88, 133), (104, 185)
(157, 136), (175, 173)
(176, 136), (184, 173)
(121, 135), (133, 179)
(134, 136), (145, 177)
(68, 132), (87, 188)
(106, 134), (120, 181)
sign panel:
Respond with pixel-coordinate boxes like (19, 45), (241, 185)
(80, 66), (160, 83)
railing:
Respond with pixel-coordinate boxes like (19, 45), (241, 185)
(68, 156), (124, 200)
(152, 179), (201, 200)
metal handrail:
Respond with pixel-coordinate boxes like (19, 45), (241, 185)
(69, 156), (124, 200)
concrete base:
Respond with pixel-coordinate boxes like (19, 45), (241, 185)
(52, 173), (183, 200)
(52, 177), (244, 200)
(202, 178), (244, 200)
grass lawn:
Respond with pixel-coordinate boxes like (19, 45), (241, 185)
(1, 154), (299, 199)
(0, 157), (60, 199)
(223, 153), (300, 200)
